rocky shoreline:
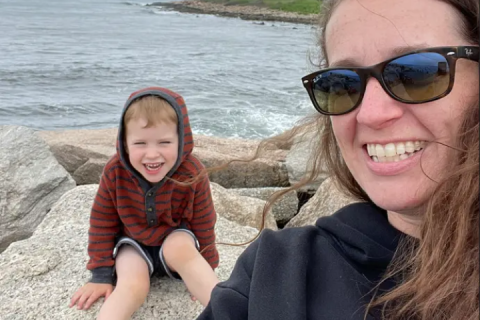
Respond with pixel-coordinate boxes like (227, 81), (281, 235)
(0, 125), (355, 319)
(151, 1), (319, 25)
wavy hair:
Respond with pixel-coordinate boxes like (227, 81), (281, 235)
(312, 0), (479, 319)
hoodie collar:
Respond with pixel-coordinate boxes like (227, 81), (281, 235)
(117, 87), (194, 192)
(316, 202), (405, 271)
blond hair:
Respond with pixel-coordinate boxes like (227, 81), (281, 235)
(123, 95), (178, 129)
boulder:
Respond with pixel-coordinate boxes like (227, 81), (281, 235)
(0, 126), (76, 253)
(194, 135), (289, 189)
(38, 129), (289, 188)
(38, 128), (117, 185)
(0, 185), (259, 320)
(230, 187), (297, 225)
(285, 177), (357, 228)
(211, 183), (278, 231)
(73, 158), (107, 186)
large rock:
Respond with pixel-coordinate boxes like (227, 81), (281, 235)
(230, 187), (297, 226)
(0, 185), (259, 320)
(211, 183), (278, 231)
(38, 128), (117, 185)
(38, 129), (289, 188)
(0, 126), (76, 253)
(194, 135), (289, 189)
(285, 177), (357, 228)
(285, 130), (328, 193)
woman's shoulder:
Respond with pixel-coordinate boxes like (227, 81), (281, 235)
(258, 202), (386, 245)
(249, 202), (399, 267)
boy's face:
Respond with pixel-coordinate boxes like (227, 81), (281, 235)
(125, 117), (179, 183)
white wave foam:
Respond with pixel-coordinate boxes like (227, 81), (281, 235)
(152, 10), (178, 15)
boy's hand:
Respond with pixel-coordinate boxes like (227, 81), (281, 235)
(69, 283), (114, 310)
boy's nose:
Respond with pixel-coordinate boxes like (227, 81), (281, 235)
(145, 146), (161, 159)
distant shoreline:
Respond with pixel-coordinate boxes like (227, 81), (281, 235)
(154, 1), (319, 25)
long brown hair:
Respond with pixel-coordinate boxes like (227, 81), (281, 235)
(312, 0), (479, 319)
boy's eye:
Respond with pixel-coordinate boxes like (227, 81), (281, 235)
(159, 141), (171, 144)
(133, 142), (145, 145)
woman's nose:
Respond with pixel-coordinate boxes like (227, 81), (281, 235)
(355, 78), (405, 129)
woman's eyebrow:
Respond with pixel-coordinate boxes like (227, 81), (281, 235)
(391, 43), (429, 56)
(328, 43), (430, 68)
(328, 58), (359, 68)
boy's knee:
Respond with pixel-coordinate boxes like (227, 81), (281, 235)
(162, 232), (198, 265)
(114, 246), (151, 298)
(116, 275), (150, 299)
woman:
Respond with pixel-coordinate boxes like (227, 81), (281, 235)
(197, 0), (479, 319)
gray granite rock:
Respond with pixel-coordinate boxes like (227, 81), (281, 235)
(73, 158), (106, 185)
(230, 187), (297, 225)
(0, 185), (259, 320)
(0, 125), (76, 253)
(286, 177), (357, 227)
(211, 183), (278, 231)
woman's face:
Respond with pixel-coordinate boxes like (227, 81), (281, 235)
(326, 0), (478, 215)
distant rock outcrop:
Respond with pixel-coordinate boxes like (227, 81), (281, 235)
(157, 1), (319, 25)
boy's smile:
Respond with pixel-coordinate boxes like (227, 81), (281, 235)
(125, 117), (179, 183)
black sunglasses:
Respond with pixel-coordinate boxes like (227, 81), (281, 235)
(302, 46), (479, 115)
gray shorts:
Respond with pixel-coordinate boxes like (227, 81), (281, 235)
(112, 229), (199, 281)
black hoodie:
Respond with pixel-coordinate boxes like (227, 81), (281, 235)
(197, 202), (404, 320)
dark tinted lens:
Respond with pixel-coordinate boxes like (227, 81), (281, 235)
(383, 52), (450, 102)
(311, 69), (361, 114)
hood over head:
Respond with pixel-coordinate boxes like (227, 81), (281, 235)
(117, 87), (193, 187)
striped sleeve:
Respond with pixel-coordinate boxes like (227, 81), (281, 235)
(190, 176), (219, 269)
(86, 171), (121, 284)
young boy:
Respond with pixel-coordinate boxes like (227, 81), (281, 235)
(69, 87), (220, 319)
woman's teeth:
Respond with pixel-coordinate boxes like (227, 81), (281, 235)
(367, 141), (425, 163)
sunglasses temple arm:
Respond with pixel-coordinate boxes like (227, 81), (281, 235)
(457, 46), (479, 61)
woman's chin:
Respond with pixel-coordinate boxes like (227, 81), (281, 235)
(366, 189), (428, 216)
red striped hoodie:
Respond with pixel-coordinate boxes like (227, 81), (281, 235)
(87, 87), (219, 283)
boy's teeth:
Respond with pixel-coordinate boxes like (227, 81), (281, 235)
(145, 164), (161, 169)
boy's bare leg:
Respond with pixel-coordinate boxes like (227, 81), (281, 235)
(162, 232), (219, 307)
(97, 246), (150, 320)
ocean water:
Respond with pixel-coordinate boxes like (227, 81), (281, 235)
(0, 0), (320, 139)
